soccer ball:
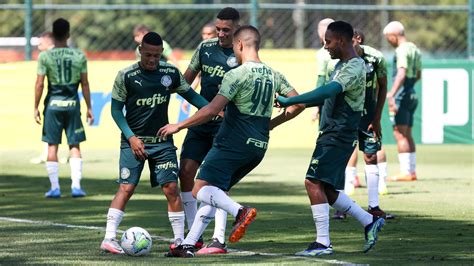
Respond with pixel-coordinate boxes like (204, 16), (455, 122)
(120, 227), (153, 256)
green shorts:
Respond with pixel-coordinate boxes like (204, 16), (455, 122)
(306, 135), (357, 190)
(118, 142), (178, 187)
(180, 122), (221, 164)
(42, 107), (86, 145)
(197, 143), (266, 191)
(393, 89), (418, 126)
(358, 130), (381, 154)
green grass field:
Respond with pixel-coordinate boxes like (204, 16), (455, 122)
(0, 145), (473, 264)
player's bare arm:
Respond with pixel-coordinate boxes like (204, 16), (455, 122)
(269, 89), (305, 130)
(387, 67), (406, 113)
(183, 68), (200, 85)
(34, 74), (46, 125)
(369, 75), (387, 139)
(80, 72), (94, 125)
(157, 95), (228, 138)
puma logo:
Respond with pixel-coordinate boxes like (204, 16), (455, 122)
(134, 79), (143, 86)
(204, 52), (212, 58)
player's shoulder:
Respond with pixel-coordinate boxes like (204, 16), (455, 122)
(361, 45), (384, 58)
(118, 62), (140, 78)
(157, 61), (180, 75)
(199, 38), (219, 49)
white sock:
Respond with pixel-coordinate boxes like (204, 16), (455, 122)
(377, 162), (387, 191)
(196, 186), (241, 217)
(398, 153), (411, 175)
(409, 152), (416, 173)
(69, 157), (83, 189)
(181, 191), (197, 230)
(365, 164), (379, 208)
(168, 211), (185, 242)
(46, 161), (60, 190)
(345, 166), (357, 186)
(182, 203), (216, 246)
(212, 208), (227, 244)
(311, 204), (330, 247)
(331, 192), (373, 227)
(105, 208), (124, 239)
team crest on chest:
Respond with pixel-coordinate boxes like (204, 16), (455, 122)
(227, 56), (238, 67)
(161, 75), (172, 88)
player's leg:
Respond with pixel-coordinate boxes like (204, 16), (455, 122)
(42, 108), (63, 198)
(44, 144), (61, 198)
(65, 108), (87, 196)
(345, 148), (358, 194)
(390, 124), (416, 181)
(101, 146), (144, 254)
(377, 148), (388, 195)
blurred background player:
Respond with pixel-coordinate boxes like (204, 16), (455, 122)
(34, 18), (94, 198)
(133, 24), (180, 66)
(383, 21), (421, 182)
(311, 18), (334, 123)
(100, 32), (209, 254)
(180, 22), (217, 123)
(160, 25), (304, 258)
(177, 7), (240, 255)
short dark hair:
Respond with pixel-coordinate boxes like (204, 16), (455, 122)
(142, 32), (163, 46)
(234, 25), (261, 49)
(327, 21), (354, 42)
(353, 28), (365, 45)
(52, 18), (69, 41)
(217, 7), (240, 22)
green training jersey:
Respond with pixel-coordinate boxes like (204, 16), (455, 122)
(37, 47), (87, 109)
(112, 61), (190, 141)
(359, 45), (387, 127)
(393, 42), (421, 90)
(217, 61), (294, 149)
(135, 40), (173, 62)
(320, 57), (366, 142)
(188, 38), (239, 102)
(315, 48), (332, 78)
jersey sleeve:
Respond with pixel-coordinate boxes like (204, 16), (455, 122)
(218, 69), (240, 101)
(188, 42), (202, 72)
(111, 71), (127, 102)
(325, 59), (337, 83)
(395, 46), (408, 69)
(275, 71), (294, 96)
(315, 49), (330, 77)
(376, 55), (387, 79)
(333, 59), (364, 92)
(174, 69), (191, 94)
(37, 52), (47, 75)
(162, 40), (172, 58)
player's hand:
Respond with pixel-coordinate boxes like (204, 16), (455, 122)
(368, 120), (382, 140)
(211, 111), (224, 121)
(86, 108), (95, 125)
(129, 136), (147, 160)
(387, 94), (398, 114)
(157, 124), (181, 140)
(311, 106), (320, 122)
(274, 95), (289, 108)
(34, 108), (41, 125)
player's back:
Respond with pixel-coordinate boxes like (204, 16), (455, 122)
(216, 61), (294, 148)
(38, 47), (87, 103)
(394, 42), (421, 89)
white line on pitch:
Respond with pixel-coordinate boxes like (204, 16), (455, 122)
(0, 216), (350, 264)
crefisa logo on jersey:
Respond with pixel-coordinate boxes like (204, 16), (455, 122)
(227, 56), (238, 67)
(161, 75), (172, 88)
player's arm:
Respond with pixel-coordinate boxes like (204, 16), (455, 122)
(270, 89), (305, 130)
(157, 95), (228, 139)
(275, 81), (342, 108)
(387, 67), (406, 113)
(369, 75), (387, 138)
(34, 74), (46, 124)
(80, 72), (94, 125)
(178, 88), (209, 109)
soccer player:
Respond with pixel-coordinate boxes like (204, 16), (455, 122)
(178, 7), (240, 254)
(158, 25), (304, 258)
(99, 32), (209, 254)
(383, 21), (421, 182)
(133, 24), (179, 66)
(275, 21), (385, 256)
(34, 18), (93, 198)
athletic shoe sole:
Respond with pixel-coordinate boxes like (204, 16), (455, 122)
(229, 208), (257, 243)
(196, 247), (228, 255)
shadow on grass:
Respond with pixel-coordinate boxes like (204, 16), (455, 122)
(0, 174), (473, 264)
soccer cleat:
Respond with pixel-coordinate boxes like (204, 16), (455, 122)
(195, 235), (204, 249)
(165, 244), (195, 258)
(295, 242), (334, 256)
(169, 238), (182, 250)
(45, 188), (61, 198)
(71, 187), (86, 197)
(229, 206), (257, 243)
(332, 210), (347, 220)
(196, 238), (228, 255)
(363, 216), (385, 253)
(368, 206), (395, 220)
(100, 238), (124, 254)
(388, 172), (417, 182)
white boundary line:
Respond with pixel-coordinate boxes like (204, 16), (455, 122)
(0, 216), (350, 264)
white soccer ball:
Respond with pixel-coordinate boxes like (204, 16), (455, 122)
(120, 227), (153, 256)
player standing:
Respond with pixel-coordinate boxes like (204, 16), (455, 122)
(383, 21), (421, 182)
(99, 32), (209, 254)
(34, 18), (94, 198)
(159, 25), (304, 258)
(276, 21), (385, 256)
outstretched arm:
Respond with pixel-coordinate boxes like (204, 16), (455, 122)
(275, 81), (342, 108)
(178, 89), (208, 109)
(157, 95), (228, 138)
(269, 89), (305, 130)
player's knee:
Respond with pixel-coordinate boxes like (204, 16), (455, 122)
(162, 182), (179, 197)
(364, 153), (377, 164)
(118, 184), (136, 197)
